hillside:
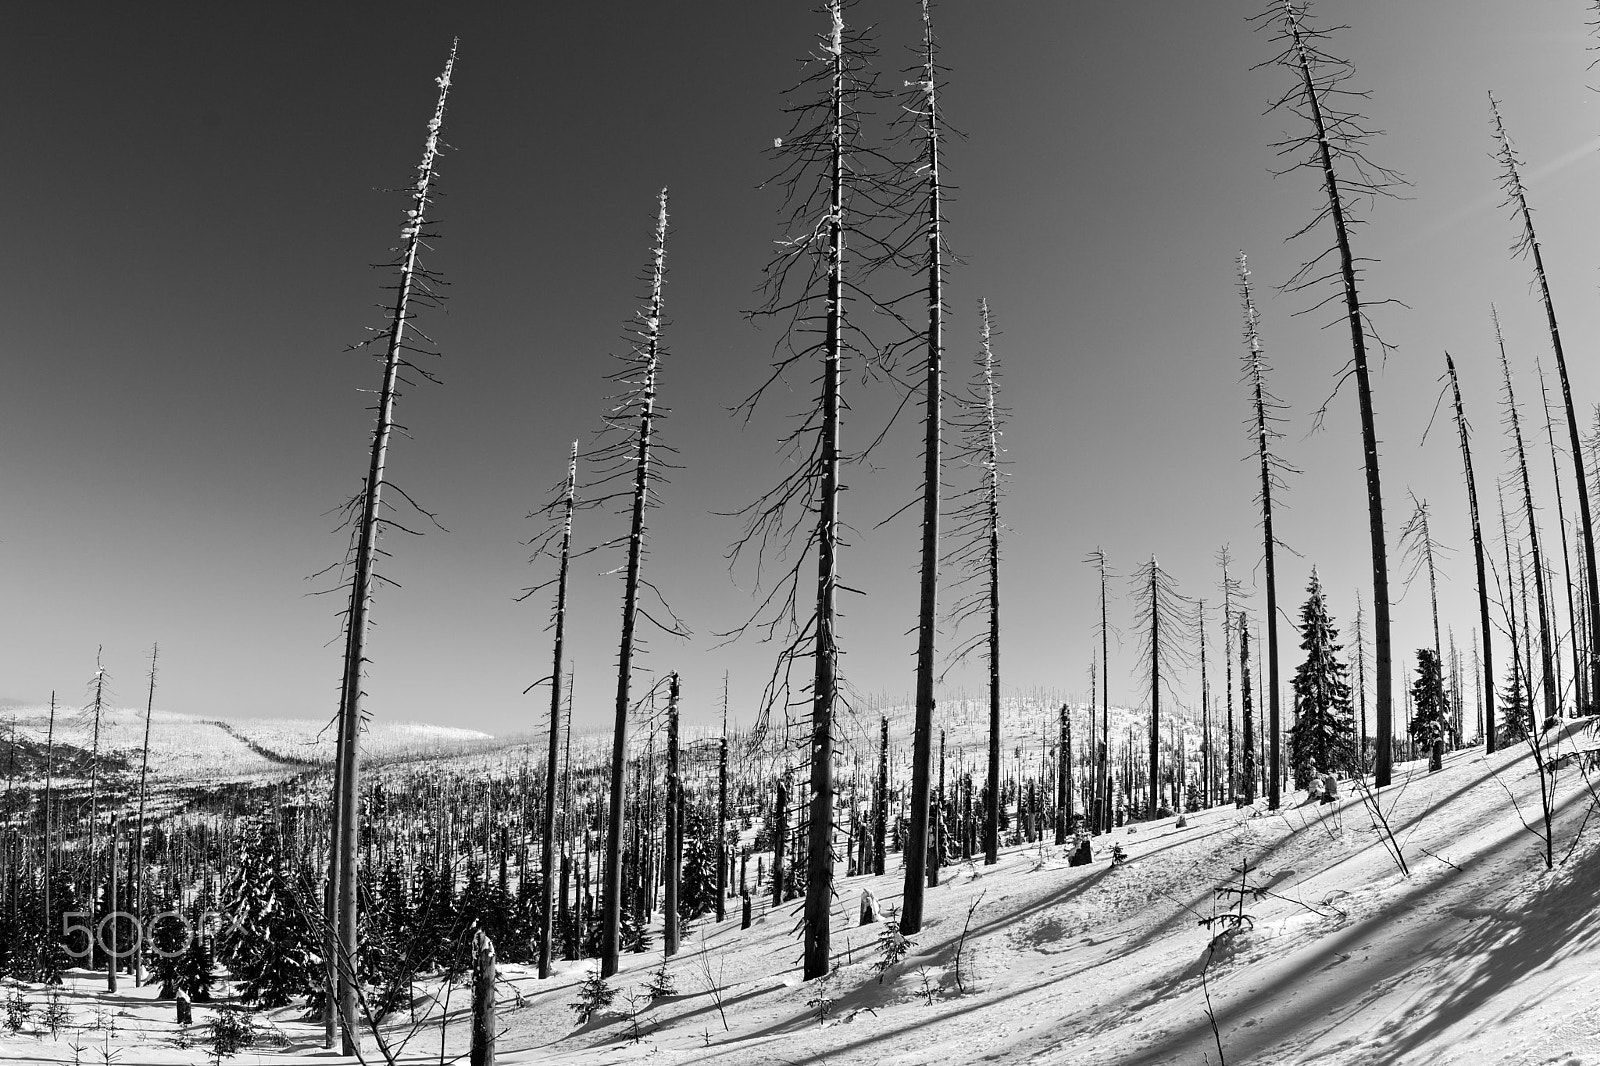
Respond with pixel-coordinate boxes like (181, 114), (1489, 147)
(2, 721), (1596, 1064)
(0, 706), (498, 784)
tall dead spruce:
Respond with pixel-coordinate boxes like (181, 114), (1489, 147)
(1493, 310), (1557, 723)
(1237, 253), (1293, 810)
(1444, 354), (1496, 751)
(731, 0), (894, 981)
(327, 42), (455, 1054)
(521, 439), (579, 979)
(1490, 93), (1599, 712)
(900, 0), (948, 938)
(1257, 0), (1401, 786)
(1131, 558), (1192, 816)
(945, 300), (1007, 864)
(589, 189), (684, 979)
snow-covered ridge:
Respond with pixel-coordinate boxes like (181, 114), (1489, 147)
(0, 705), (496, 782)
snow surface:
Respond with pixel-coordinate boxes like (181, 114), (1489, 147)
(3, 721), (1599, 1065)
(0, 706), (494, 783)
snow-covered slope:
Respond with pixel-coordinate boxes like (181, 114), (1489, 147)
(463, 719), (1600, 1065)
(3, 721), (1597, 1065)
(0, 705), (497, 782)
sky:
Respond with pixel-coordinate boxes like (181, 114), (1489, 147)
(5, 2), (1600, 742)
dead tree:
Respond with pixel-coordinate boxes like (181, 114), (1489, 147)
(900, 0), (949, 939)
(82, 646), (108, 893)
(1444, 354), (1496, 750)
(589, 190), (686, 978)
(1196, 600), (1211, 806)
(1085, 549), (1115, 832)
(1239, 616), (1256, 804)
(944, 300), (1007, 863)
(325, 44), (455, 1053)
(1490, 92), (1599, 711)
(664, 673), (681, 958)
(728, 0), (899, 981)
(1399, 494), (1451, 748)
(132, 643), (157, 984)
(1536, 358), (1581, 715)
(1237, 252), (1295, 810)
(717, 672), (729, 923)
(521, 440), (578, 979)
(1493, 309), (1557, 723)
(1216, 547), (1243, 800)
(1131, 558), (1192, 816)
(1257, 0), (1402, 786)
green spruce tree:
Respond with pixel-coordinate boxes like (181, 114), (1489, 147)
(1287, 569), (1357, 787)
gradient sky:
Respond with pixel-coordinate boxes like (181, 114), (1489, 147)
(5, 2), (1600, 740)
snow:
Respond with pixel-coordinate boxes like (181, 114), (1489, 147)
(3, 721), (1598, 1065)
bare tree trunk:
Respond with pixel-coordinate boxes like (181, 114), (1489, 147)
(133, 644), (156, 985)
(717, 674), (729, 923)
(1491, 93), (1600, 713)
(771, 774), (788, 910)
(903, 0), (946, 936)
(602, 190), (670, 979)
(1495, 311), (1558, 722)
(1055, 703), (1069, 844)
(1446, 354), (1495, 752)
(106, 813), (118, 993)
(664, 674), (681, 959)
(977, 304), (1003, 865)
(1273, 3), (1395, 787)
(539, 444), (576, 978)
(330, 46), (455, 1051)
(1240, 616), (1256, 804)
(1147, 562), (1161, 814)
(1238, 255), (1285, 811)
(873, 716), (887, 877)
(1536, 359), (1581, 716)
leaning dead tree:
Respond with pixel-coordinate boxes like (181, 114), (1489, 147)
(1443, 353), (1496, 751)
(1493, 308), (1557, 724)
(728, 0), (895, 982)
(1536, 358), (1582, 715)
(586, 189), (687, 979)
(899, 0), (949, 939)
(326, 41), (455, 1054)
(1257, 0), (1402, 786)
(1490, 92), (1599, 712)
(944, 299), (1007, 864)
(1237, 252), (1294, 810)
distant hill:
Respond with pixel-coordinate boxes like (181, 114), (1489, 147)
(0, 706), (497, 784)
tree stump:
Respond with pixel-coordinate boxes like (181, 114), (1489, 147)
(470, 928), (497, 1066)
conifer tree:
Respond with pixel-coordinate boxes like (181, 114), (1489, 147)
(1287, 569), (1357, 786)
(1409, 650), (1449, 772)
(220, 818), (319, 1009)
